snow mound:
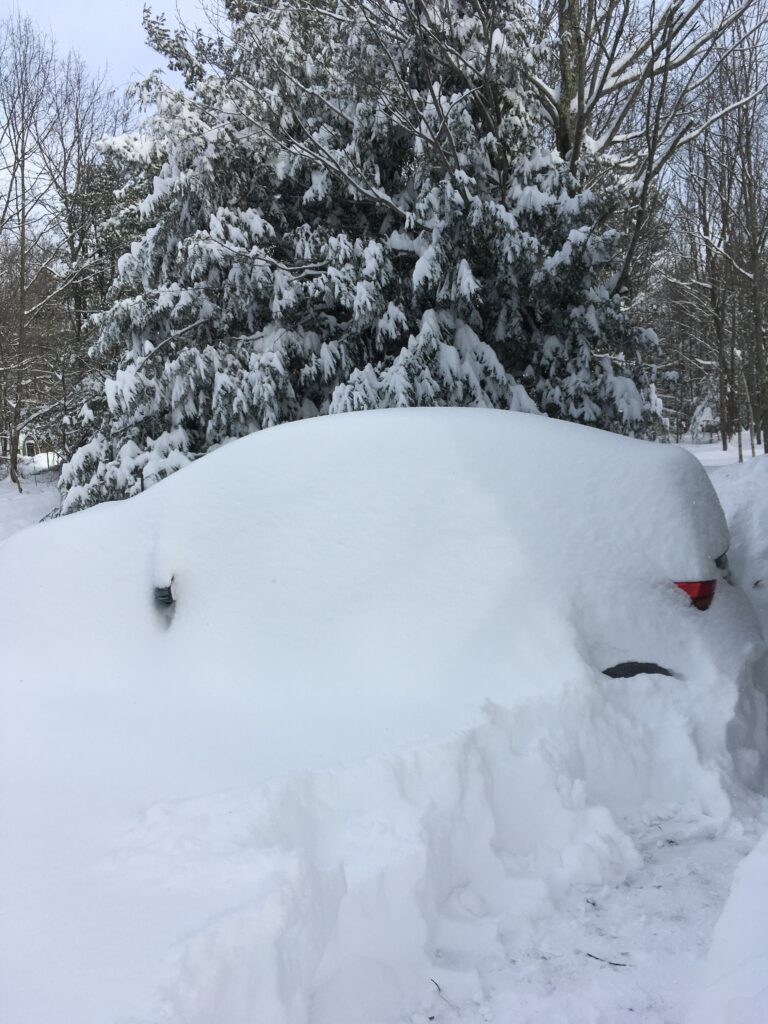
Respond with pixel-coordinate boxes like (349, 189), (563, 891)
(689, 828), (768, 1024)
(710, 456), (768, 631)
(1, 409), (766, 1023)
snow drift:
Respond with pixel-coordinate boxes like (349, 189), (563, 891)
(1, 409), (766, 1024)
(709, 454), (768, 632)
(689, 828), (768, 1024)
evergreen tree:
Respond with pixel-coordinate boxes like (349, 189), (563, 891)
(60, 0), (663, 513)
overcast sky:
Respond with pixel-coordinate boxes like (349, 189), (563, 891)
(18, 0), (203, 88)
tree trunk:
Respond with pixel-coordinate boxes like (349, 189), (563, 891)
(9, 430), (22, 492)
(557, 0), (582, 159)
(751, 261), (767, 453)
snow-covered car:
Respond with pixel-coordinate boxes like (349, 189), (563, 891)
(1, 408), (766, 1024)
(149, 412), (729, 679)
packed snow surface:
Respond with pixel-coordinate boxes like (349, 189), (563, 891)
(1, 409), (767, 1024)
(682, 431), (758, 470)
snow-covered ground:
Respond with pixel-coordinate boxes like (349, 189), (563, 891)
(1, 412), (767, 1024)
(0, 464), (59, 542)
(682, 431), (763, 470)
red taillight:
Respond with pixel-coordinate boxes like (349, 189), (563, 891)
(675, 579), (716, 611)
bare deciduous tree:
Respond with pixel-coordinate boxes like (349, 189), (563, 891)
(0, 16), (129, 489)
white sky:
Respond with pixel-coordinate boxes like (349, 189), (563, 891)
(16, 0), (204, 88)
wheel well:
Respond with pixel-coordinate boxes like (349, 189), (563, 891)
(602, 661), (675, 679)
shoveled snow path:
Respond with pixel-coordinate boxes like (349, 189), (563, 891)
(465, 812), (767, 1024)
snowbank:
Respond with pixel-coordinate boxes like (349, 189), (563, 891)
(1, 409), (766, 1024)
(688, 828), (768, 1024)
(709, 456), (768, 632)
(685, 450), (768, 1024)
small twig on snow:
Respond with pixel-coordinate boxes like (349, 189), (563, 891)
(585, 951), (630, 967)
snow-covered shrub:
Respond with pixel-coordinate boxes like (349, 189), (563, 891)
(690, 398), (720, 443)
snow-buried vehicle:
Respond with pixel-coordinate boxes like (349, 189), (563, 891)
(1, 408), (766, 1024)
